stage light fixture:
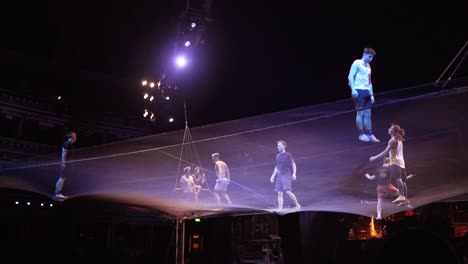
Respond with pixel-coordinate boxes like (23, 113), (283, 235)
(142, 80), (148, 86)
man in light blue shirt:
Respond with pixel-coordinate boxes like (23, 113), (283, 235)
(348, 47), (380, 143)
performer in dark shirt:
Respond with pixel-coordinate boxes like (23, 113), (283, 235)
(270, 140), (301, 212)
(54, 131), (77, 200)
(365, 157), (399, 219)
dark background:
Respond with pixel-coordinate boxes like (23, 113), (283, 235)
(1, 0), (467, 129)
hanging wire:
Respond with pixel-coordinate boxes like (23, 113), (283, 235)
(173, 92), (212, 193)
(436, 40), (468, 90)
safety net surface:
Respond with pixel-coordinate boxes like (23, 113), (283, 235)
(1, 82), (468, 219)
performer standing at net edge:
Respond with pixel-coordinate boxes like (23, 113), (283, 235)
(54, 131), (77, 200)
(348, 47), (380, 143)
(270, 140), (301, 212)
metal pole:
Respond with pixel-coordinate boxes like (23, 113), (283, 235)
(436, 40), (468, 83)
(175, 218), (179, 264)
(182, 219), (186, 264)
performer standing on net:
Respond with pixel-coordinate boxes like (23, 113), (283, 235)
(270, 140), (301, 212)
(370, 124), (408, 204)
(212, 153), (232, 205)
(54, 131), (77, 200)
(365, 157), (400, 219)
(348, 47), (380, 143)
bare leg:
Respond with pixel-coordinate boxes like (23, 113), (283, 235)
(194, 185), (201, 200)
(394, 178), (405, 201)
(285, 191), (300, 209)
(222, 192), (232, 205)
(277, 191), (284, 211)
(55, 178), (65, 194)
(376, 197), (383, 219)
(214, 192), (221, 205)
(363, 109), (372, 133)
(356, 110), (364, 133)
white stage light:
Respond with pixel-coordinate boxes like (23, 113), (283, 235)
(176, 56), (187, 68)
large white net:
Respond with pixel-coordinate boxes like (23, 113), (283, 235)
(2, 83), (468, 219)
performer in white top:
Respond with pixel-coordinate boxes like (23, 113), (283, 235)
(370, 124), (408, 204)
(180, 166), (195, 193)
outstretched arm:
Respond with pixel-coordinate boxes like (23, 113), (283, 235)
(365, 173), (376, 180)
(370, 140), (394, 162)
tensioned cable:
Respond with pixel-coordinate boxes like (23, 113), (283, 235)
(1, 84), (467, 172)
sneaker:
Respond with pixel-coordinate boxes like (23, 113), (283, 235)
(367, 134), (380, 143)
(392, 196), (406, 203)
(295, 204), (301, 210)
(397, 200), (408, 207)
(54, 193), (67, 199)
(376, 215), (382, 220)
(359, 134), (370, 142)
